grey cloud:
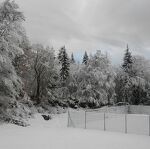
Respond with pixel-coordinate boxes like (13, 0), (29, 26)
(16, 0), (150, 63)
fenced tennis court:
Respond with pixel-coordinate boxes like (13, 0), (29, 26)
(68, 109), (150, 136)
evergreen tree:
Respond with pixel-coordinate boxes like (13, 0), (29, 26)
(71, 53), (75, 63)
(58, 46), (64, 63)
(58, 46), (70, 81)
(82, 51), (88, 65)
(122, 45), (133, 75)
(121, 45), (134, 104)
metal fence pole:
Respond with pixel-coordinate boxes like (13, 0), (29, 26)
(125, 114), (127, 134)
(67, 109), (70, 127)
(149, 115), (150, 136)
(85, 110), (87, 129)
(104, 113), (106, 131)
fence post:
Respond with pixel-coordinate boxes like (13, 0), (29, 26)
(149, 115), (150, 136)
(85, 110), (87, 129)
(67, 109), (70, 127)
(125, 114), (127, 134)
(104, 113), (106, 131)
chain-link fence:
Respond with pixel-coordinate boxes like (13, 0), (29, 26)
(68, 109), (150, 136)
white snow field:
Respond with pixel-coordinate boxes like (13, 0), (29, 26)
(0, 113), (150, 149)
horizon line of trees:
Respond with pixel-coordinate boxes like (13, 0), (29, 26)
(14, 42), (150, 108)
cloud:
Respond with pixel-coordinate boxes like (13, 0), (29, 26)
(15, 0), (150, 64)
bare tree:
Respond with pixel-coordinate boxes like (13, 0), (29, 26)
(32, 44), (55, 104)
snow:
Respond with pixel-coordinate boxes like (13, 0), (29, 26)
(0, 113), (150, 149)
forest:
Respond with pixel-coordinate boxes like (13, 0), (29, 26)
(1, 0), (150, 124)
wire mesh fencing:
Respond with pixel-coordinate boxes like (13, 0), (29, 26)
(68, 109), (150, 136)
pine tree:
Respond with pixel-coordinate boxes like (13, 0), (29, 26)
(121, 45), (134, 104)
(58, 46), (64, 63)
(82, 51), (88, 65)
(71, 53), (75, 63)
(122, 45), (133, 75)
(58, 46), (70, 81)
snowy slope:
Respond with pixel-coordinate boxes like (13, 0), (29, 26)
(0, 113), (150, 149)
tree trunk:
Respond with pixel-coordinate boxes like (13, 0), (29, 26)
(36, 76), (41, 104)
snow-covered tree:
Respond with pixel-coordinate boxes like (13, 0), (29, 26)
(31, 44), (56, 104)
(71, 53), (75, 63)
(115, 45), (133, 104)
(0, 0), (24, 39)
(115, 52), (150, 105)
(58, 46), (70, 82)
(0, 0), (34, 122)
(132, 56), (150, 80)
(70, 50), (115, 108)
(130, 56), (150, 104)
(0, 0), (25, 99)
(82, 51), (88, 65)
(122, 45), (133, 76)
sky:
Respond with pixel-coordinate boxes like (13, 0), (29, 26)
(12, 0), (150, 64)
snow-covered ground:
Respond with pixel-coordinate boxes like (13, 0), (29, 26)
(0, 113), (150, 149)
